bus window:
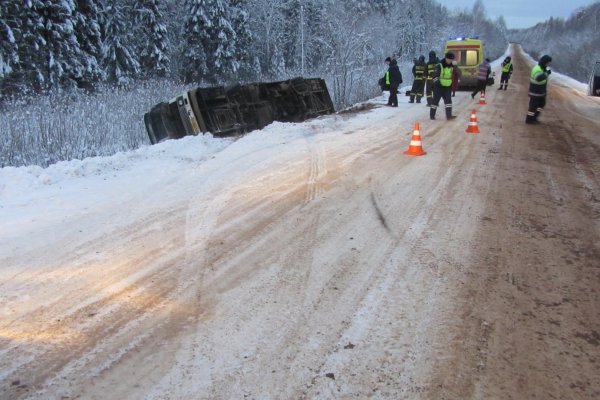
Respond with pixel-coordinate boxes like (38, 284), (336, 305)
(465, 50), (478, 66)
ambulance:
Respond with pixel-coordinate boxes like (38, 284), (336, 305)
(444, 37), (484, 88)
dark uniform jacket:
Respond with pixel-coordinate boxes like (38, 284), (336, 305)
(529, 55), (552, 97)
(388, 59), (402, 87)
(412, 60), (425, 80)
(425, 55), (438, 80)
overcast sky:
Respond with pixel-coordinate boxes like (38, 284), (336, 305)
(436, 0), (599, 29)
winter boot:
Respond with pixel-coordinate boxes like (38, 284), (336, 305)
(430, 106), (437, 120)
(525, 114), (538, 124)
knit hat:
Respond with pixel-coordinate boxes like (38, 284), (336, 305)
(539, 55), (552, 67)
(385, 57), (391, 63)
(429, 50), (436, 58)
(445, 52), (455, 60)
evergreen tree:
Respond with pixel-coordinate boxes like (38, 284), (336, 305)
(181, 0), (210, 82)
(100, 3), (141, 86)
(209, 0), (238, 82)
(15, 1), (48, 91)
(0, 3), (19, 80)
(230, 0), (256, 81)
(32, 0), (90, 90)
(73, 0), (104, 88)
(133, 0), (170, 79)
(182, 0), (238, 84)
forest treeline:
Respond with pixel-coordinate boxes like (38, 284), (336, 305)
(508, 3), (600, 83)
(1, 0), (509, 107)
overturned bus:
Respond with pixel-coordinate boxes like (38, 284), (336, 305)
(144, 77), (335, 144)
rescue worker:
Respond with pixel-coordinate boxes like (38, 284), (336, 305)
(409, 55), (425, 103)
(471, 58), (491, 99)
(430, 52), (457, 120)
(383, 56), (402, 107)
(526, 55), (552, 124)
(499, 56), (513, 90)
(451, 60), (462, 97)
(424, 50), (438, 107)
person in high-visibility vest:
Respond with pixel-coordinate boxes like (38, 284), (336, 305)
(382, 56), (402, 107)
(430, 52), (457, 120)
(499, 56), (513, 90)
(409, 55), (425, 103)
(526, 54), (552, 124)
(424, 50), (438, 107)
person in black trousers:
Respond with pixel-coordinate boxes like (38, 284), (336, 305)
(384, 57), (402, 107)
(526, 55), (552, 124)
(430, 52), (457, 120)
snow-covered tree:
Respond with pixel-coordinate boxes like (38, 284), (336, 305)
(29, 0), (92, 90)
(181, 0), (210, 82)
(246, 0), (286, 77)
(0, 4), (19, 80)
(13, 1), (48, 92)
(133, 0), (170, 79)
(100, 3), (140, 86)
(344, 0), (393, 15)
(230, 0), (257, 81)
(182, 0), (238, 84)
(509, 2), (600, 82)
(73, 0), (104, 88)
(318, 3), (375, 107)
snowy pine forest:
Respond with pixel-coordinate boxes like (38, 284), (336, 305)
(508, 2), (600, 83)
(0, 0), (593, 168)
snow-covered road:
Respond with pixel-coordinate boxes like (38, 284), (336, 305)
(1, 45), (599, 399)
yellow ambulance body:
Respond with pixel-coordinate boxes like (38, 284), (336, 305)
(444, 38), (484, 88)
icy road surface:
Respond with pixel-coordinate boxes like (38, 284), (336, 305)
(1, 44), (599, 399)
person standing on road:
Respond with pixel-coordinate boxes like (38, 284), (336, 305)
(526, 54), (552, 124)
(499, 56), (513, 90)
(384, 56), (402, 107)
(471, 58), (491, 99)
(451, 60), (462, 97)
(430, 52), (457, 120)
(409, 55), (425, 103)
(424, 50), (438, 107)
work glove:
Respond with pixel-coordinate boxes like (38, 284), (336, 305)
(546, 69), (551, 75)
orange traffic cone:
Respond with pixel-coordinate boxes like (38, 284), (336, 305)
(478, 91), (487, 105)
(404, 122), (427, 156)
(466, 109), (480, 134)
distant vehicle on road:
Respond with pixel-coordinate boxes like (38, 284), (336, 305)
(444, 37), (484, 88)
(588, 61), (600, 96)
